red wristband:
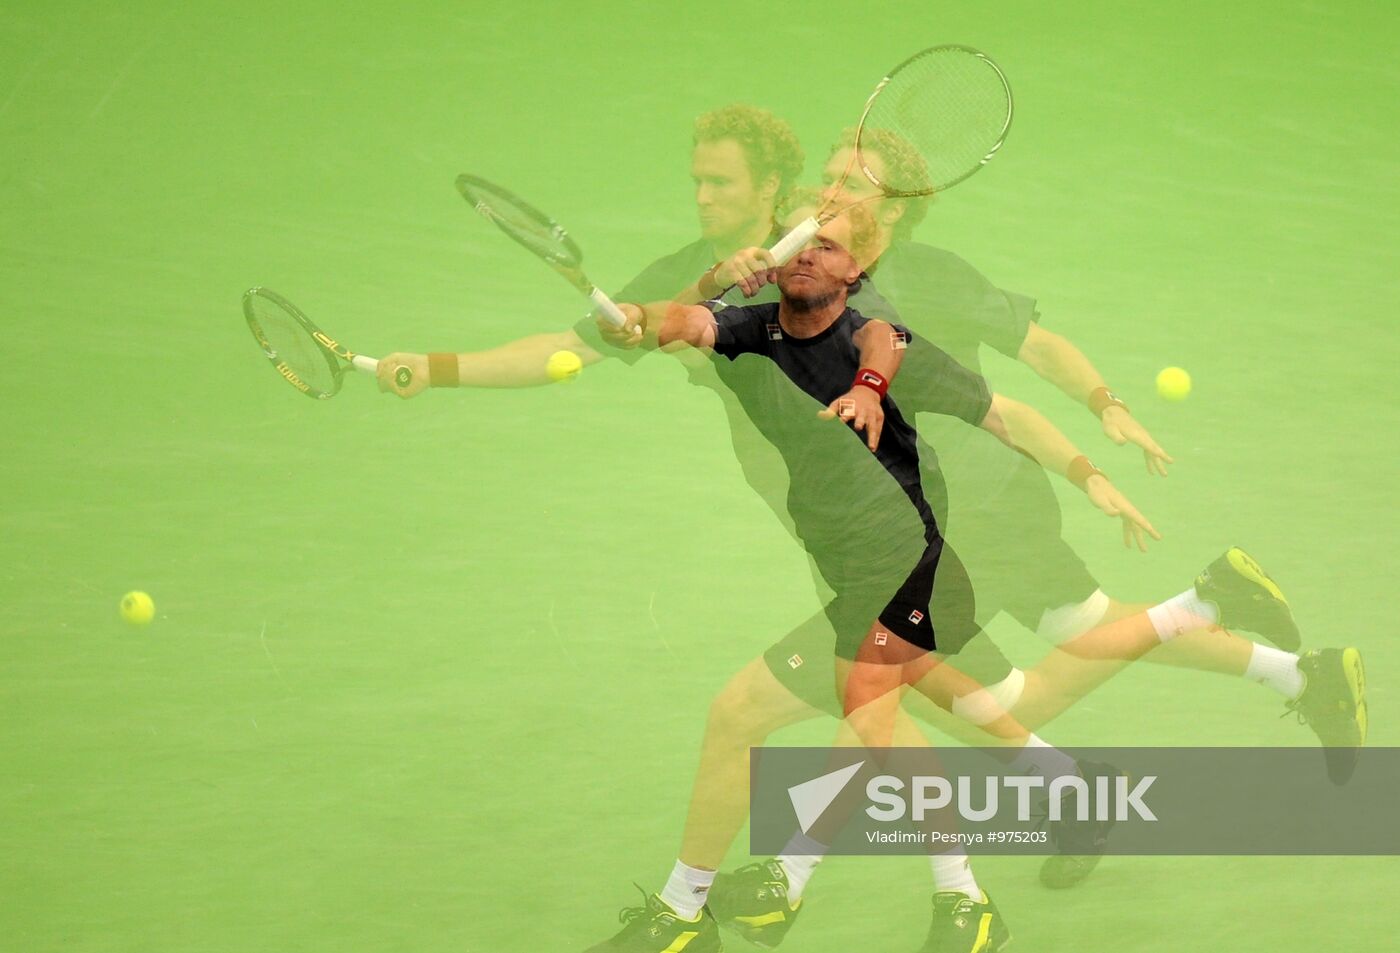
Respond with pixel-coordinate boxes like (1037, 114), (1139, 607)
(852, 368), (889, 398)
(1087, 386), (1129, 418)
(428, 353), (459, 388)
(1067, 455), (1105, 491)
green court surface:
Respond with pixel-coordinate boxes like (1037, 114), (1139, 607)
(3, 1), (1397, 950)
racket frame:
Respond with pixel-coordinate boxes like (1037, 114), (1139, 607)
(455, 173), (629, 329)
(243, 286), (403, 399)
(770, 44), (1013, 265)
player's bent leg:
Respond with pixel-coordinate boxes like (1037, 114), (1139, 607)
(679, 656), (825, 870)
(708, 635), (918, 950)
(592, 656), (827, 953)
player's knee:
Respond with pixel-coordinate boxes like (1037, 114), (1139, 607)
(706, 670), (774, 743)
(841, 664), (902, 716)
(950, 668), (1026, 725)
(1035, 589), (1110, 643)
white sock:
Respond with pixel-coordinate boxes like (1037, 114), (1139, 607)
(1146, 589), (1220, 642)
(951, 669), (1027, 726)
(929, 849), (981, 898)
(1245, 644), (1304, 698)
(777, 829), (827, 903)
(659, 860), (715, 919)
(1009, 733), (1078, 783)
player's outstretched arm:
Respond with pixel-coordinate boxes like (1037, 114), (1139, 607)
(653, 302), (717, 350)
(980, 393), (1161, 551)
(1016, 323), (1174, 476)
(376, 329), (605, 398)
(594, 248), (779, 353)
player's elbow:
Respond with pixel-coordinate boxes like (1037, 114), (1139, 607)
(658, 303), (709, 349)
(1017, 326), (1067, 372)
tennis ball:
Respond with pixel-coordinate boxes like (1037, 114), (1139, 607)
(120, 591), (155, 626)
(1156, 366), (1192, 401)
(546, 350), (583, 383)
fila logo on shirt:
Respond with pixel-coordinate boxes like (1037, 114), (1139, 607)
(908, 610), (925, 625)
(767, 323), (783, 340)
(788, 654), (804, 669)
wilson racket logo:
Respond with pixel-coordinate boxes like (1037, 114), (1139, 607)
(275, 362), (311, 393)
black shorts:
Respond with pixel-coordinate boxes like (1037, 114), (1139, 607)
(759, 456), (1098, 715)
(761, 529), (1013, 716)
(942, 453), (1100, 630)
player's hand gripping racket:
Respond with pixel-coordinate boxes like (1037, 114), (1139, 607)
(243, 286), (411, 399)
(769, 44), (1013, 263)
(455, 173), (630, 330)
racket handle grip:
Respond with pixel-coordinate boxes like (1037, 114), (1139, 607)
(768, 216), (821, 265)
(590, 286), (629, 330)
(352, 354), (413, 388)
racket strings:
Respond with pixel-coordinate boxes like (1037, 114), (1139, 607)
(249, 297), (339, 394)
(460, 180), (583, 269)
(863, 50), (1011, 193)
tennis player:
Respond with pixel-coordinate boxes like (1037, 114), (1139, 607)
(375, 106), (1363, 951)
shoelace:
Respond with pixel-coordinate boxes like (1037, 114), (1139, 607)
(616, 884), (653, 925)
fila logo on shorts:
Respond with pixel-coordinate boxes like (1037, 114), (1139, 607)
(767, 323), (783, 340)
(890, 330), (909, 350)
(787, 654), (804, 669)
(909, 610), (925, 625)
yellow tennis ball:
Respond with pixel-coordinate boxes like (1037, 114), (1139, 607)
(546, 350), (582, 383)
(1156, 366), (1192, 401)
(120, 591), (155, 626)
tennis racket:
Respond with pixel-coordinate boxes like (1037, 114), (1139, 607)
(769, 45), (1013, 263)
(455, 174), (629, 329)
(243, 286), (411, 399)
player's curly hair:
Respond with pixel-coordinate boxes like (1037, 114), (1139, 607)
(830, 127), (933, 237)
(694, 105), (804, 204)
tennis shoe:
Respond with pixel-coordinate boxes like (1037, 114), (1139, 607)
(1287, 647), (1367, 784)
(708, 860), (801, 948)
(1194, 547), (1301, 650)
(918, 891), (1010, 953)
(583, 889), (721, 953)
(1038, 759), (1123, 889)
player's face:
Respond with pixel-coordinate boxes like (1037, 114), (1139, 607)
(775, 215), (861, 307)
(692, 139), (770, 242)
